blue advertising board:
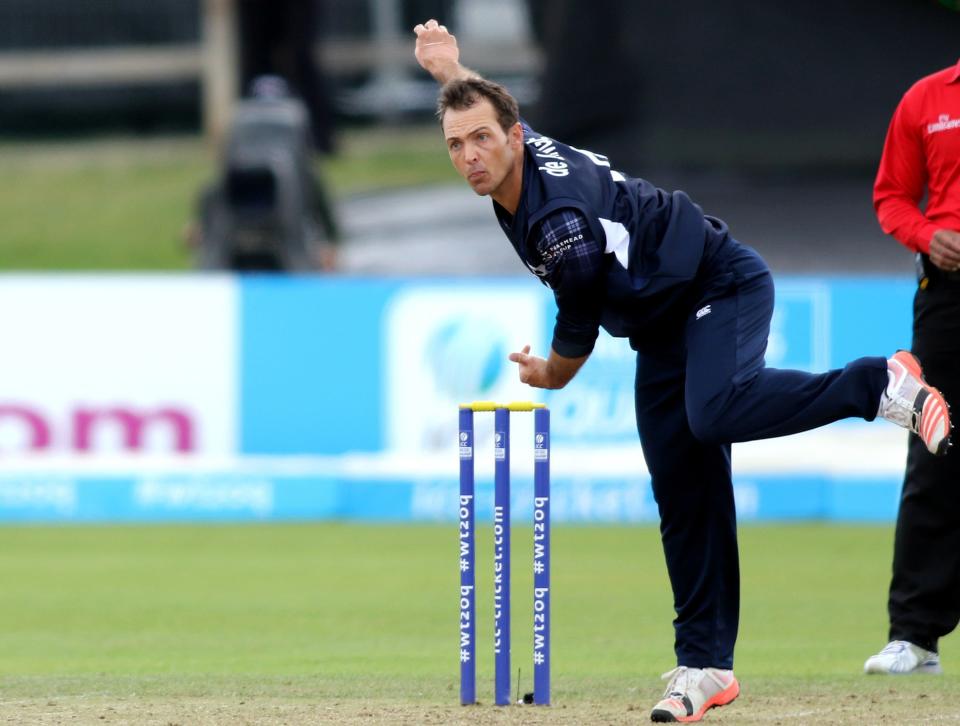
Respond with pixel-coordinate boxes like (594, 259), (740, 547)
(0, 274), (918, 523)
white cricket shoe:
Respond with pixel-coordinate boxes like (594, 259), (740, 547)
(864, 640), (942, 675)
(878, 351), (952, 456)
(650, 666), (739, 722)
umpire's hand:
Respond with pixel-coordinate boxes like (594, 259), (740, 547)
(929, 229), (960, 272)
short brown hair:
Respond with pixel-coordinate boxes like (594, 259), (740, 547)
(437, 77), (520, 132)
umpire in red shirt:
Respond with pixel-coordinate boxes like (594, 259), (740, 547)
(865, 58), (960, 676)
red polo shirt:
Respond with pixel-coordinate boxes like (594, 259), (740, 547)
(874, 58), (960, 254)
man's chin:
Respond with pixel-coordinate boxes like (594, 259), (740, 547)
(468, 181), (492, 196)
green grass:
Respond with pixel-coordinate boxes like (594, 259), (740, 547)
(1, 523), (958, 723)
(0, 126), (456, 270)
(0, 523), (929, 681)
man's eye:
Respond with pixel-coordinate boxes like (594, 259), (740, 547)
(450, 142), (461, 151)
(478, 134), (488, 141)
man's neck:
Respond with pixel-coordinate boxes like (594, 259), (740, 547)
(491, 154), (525, 215)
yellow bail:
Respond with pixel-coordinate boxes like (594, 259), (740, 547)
(458, 401), (547, 412)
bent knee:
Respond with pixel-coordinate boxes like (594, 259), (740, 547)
(686, 403), (729, 445)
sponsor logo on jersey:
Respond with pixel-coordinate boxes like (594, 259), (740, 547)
(542, 233), (583, 263)
(927, 114), (960, 135)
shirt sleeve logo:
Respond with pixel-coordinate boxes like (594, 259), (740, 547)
(542, 233), (583, 263)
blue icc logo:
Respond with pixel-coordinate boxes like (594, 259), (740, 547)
(427, 318), (505, 398)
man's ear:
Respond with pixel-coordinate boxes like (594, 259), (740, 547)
(509, 122), (524, 148)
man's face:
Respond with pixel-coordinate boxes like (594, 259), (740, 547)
(442, 98), (521, 198)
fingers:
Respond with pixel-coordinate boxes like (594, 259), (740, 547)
(932, 230), (960, 251)
(931, 231), (960, 270)
(414, 19), (446, 34)
(508, 344), (532, 363)
(413, 19), (437, 33)
(933, 253), (960, 272)
(945, 242), (960, 268)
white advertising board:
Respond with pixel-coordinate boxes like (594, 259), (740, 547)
(0, 276), (237, 456)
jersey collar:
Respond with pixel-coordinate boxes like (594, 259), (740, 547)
(949, 58), (960, 84)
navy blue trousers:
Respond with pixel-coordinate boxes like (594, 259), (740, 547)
(633, 237), (888, 669)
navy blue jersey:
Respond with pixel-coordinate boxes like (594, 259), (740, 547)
(493, 122), (730, 355)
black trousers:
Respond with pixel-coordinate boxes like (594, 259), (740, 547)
(888, 274), (960, 652)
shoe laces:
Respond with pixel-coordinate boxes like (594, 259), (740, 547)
(661, 666), (692, 697)
(879, 641), (909, 656)
(660, 666), (726, 698)
(879, 370), (920, 431)
(661, 666), (732, 700)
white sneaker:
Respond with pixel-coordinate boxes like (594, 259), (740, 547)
(878, 351), (952, 456)
(650, 666), (739, 723)
(864, 640), (942, 675)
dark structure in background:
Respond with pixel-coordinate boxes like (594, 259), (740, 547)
(0, 0), (455, 136)
(228, 0), (341, 271)
(526, 0), (644, 170)
(529, 0), (960, 175)
(400, 1), (453, 33)
(237, 0), (335, 154)
(523, 0), (960, 274)
(2, 0), (957, 174)
(194, 77), (338, 271)
(0, 0), (201, 134)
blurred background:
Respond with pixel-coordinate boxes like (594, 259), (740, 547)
(0, 0), (958, 524)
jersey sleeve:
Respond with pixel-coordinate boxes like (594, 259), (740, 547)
(532, 208), (605, 358)
(873, 88), (940, 253)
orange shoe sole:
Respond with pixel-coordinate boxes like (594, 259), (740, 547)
(677, 678), (740, 722)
